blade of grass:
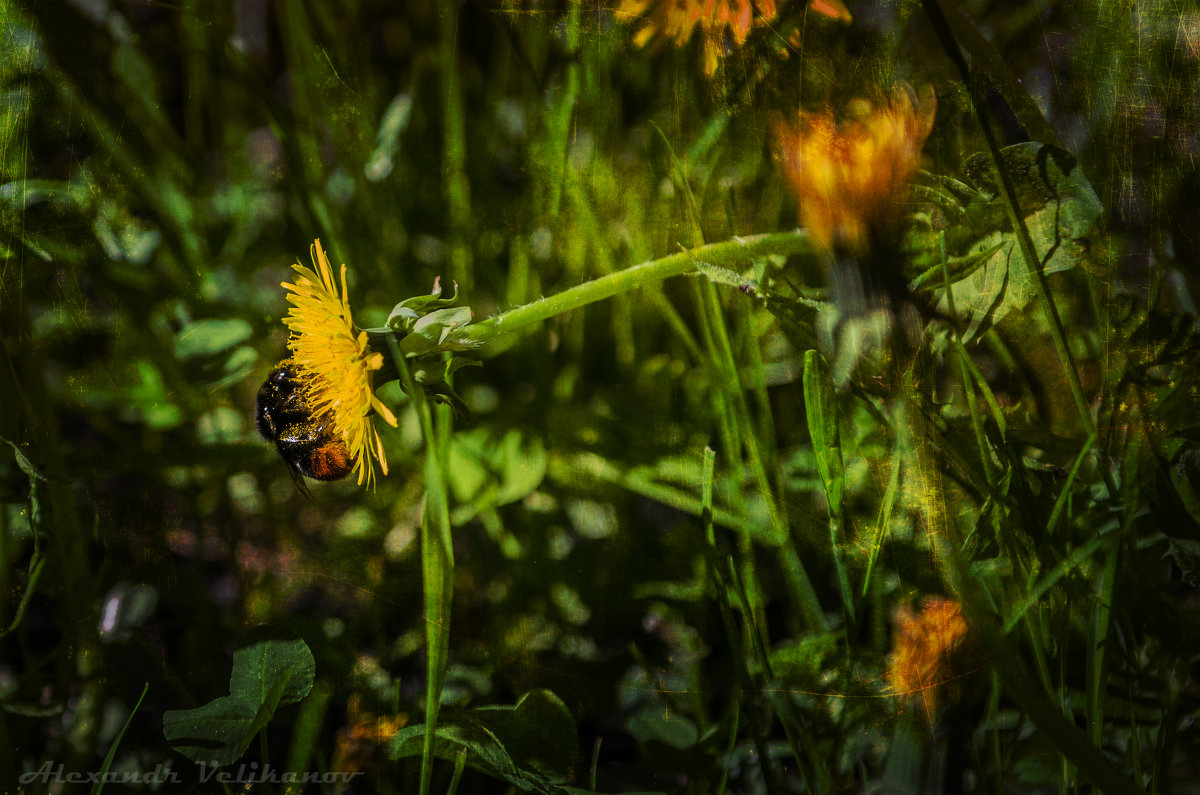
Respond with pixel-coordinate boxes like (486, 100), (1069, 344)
(91, 683), (149, 795)
(715, 706), (739, 795)
(446, 748), (467, 795)
(439, 0), (473, 290)
(275, 0), (336, 252)
(547, 450), (773, 543)
(1002, 523), (1119, 635)
(1045, 432), (1096, 537)
(388, 338), (454, 795)
(700, 447), (780, 795)
(727, 559), (834, 795)
(590, 737), (602, 791)
(1086, 542), (1120, 749)
(283, 679), (332, 780)
(563, 169), (636, 365)
(802, 350), (856, 628)
(542, 0), (580, 219)
(1088, 435), (1140, 763)
(658, 125), (828, 634)
(971, 616), (1145, 795)
(861, 453), (900, 600)
(939, 231), (1005, 493)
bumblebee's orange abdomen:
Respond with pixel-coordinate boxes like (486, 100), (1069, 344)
(307, 441), (354, 480)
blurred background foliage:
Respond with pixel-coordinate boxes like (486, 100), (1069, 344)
(3, 0), (1200, 792)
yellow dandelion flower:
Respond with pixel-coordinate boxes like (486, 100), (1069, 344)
(887, 596), (971, 716)
(617, 0), (777, 76)
(773, 84), (936, 256)
(282, 239), (398, 488)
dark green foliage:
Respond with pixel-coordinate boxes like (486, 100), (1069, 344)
(4, 0), (1200, 793)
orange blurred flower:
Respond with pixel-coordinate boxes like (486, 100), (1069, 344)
(773, 84), (936, 256)
(333, 694), (406, 774)
(616, 0), (778, 75)
(887, 596), (971, 715)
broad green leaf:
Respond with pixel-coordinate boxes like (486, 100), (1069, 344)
(229, 626), (315, 706)
(163, 627), (315, 766)
(938, 143), (1103, 339)
(162, 695), (257, 767)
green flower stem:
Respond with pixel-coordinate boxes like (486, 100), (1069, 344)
(387, 337), (454, 795)
(460, 230), (815, 345)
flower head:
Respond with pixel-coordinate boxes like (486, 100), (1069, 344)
(774, 84), (936, 256)
(283, 240), (398, 488)
(887, 596), (971, 716)
(617, 0), (778, 76)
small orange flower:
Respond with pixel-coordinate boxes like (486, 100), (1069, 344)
(808, 0), (851, 23)
(773, 84), (936, 256)
(887, 596), (970, 715)
(617, 0), (778, 75)
(333, 711), (404, 774)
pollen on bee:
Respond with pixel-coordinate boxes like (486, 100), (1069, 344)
(309, 442), (354, 481)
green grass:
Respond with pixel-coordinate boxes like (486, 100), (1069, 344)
(3, 1), (1200, 792)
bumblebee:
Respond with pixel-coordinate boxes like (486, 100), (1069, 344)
(256, 362), (353, 482)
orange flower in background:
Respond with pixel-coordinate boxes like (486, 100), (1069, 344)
(617, 0), (778, 75)
(773, 84), (936, 256)
(332, 695), (405, 775)
(809, 0), (851, 23)
(887, 596), (971, 715)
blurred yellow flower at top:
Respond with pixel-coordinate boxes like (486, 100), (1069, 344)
(617, 0), (778, 75)
(283, 240), (398, 488)
(887, 596), (971, 716)
(773, 84), (936, 256)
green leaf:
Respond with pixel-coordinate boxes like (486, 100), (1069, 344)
(1166, 448), (1200, 527)
(163, 626), (315, 766)
(769, 632), (839, 683)
(163, 696), (258, 767)
(229, 626), (315, 706)
(625, 706), (699, 751)
(448, 428), (547, 526)
(365, 92), (413, 182)
(386, 278), (464, 331)
(803, 350), (844, 511)
(399, 306), (477, 357)
(173, 318), (253, 359)
(694, 260), (757, 293)
(392, 689), (578, 793)
(1167, 538), (1200, 588)
(938, 143), (1103, 339)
